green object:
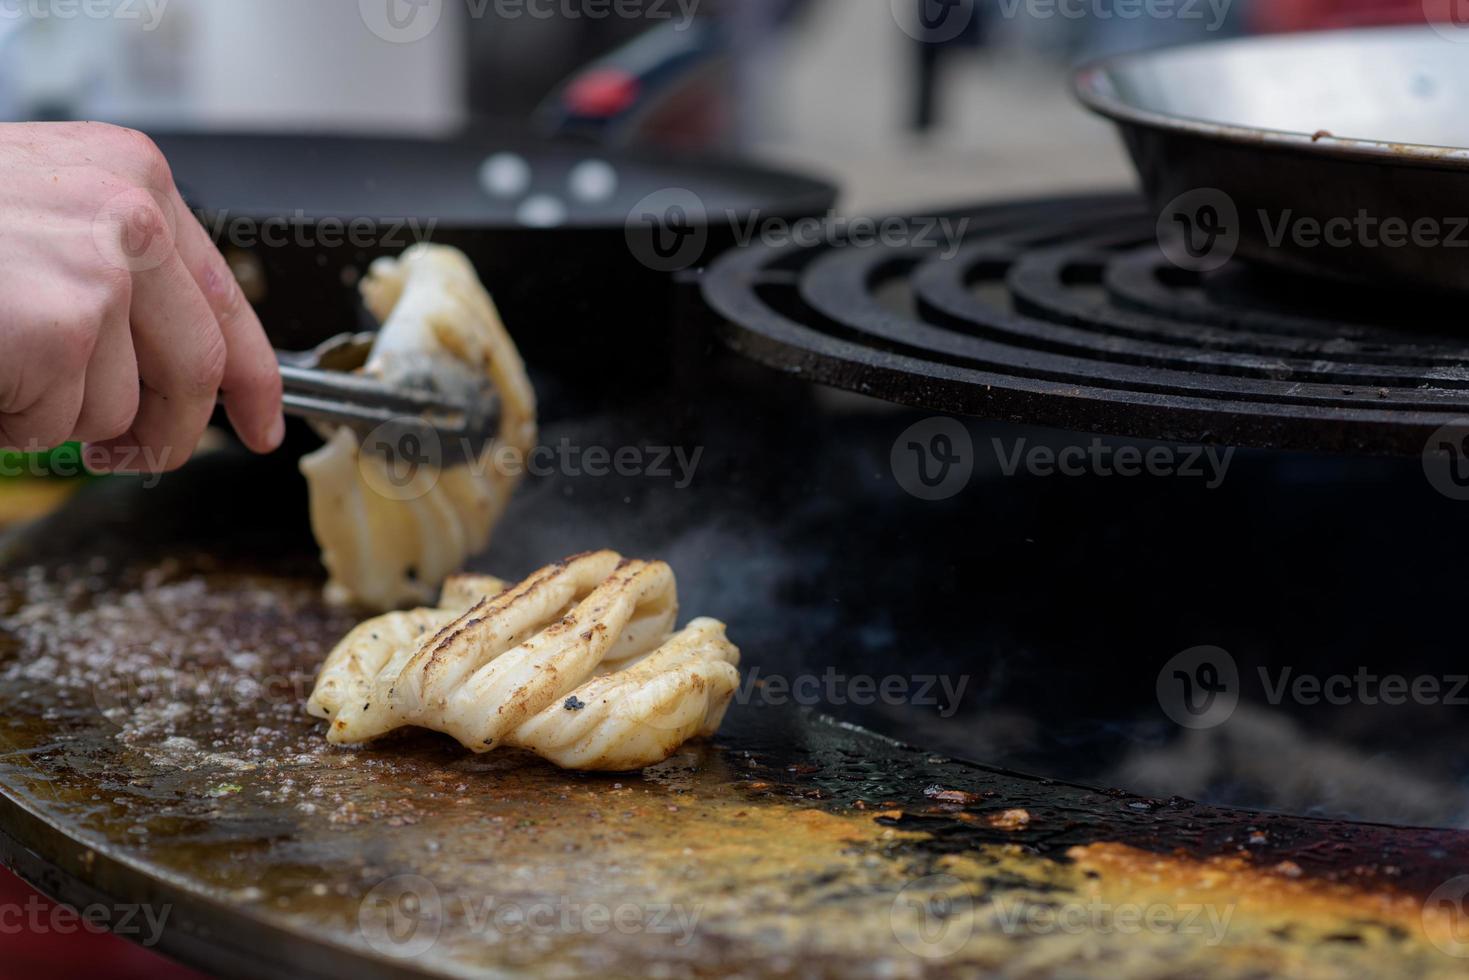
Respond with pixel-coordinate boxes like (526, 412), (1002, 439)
(0, 443), (91, 481)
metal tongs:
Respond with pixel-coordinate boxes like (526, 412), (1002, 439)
(276, 333), (499, 464)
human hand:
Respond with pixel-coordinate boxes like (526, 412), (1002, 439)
(0, 122), (283, 472)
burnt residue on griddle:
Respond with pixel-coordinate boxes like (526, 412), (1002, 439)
(709, 714), (1469, 900)
(2, 551), (1467, 977)
(4, 411), (1469, 976)
(3, 546), (1467, 898)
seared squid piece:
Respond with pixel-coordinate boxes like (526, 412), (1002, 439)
(306, 573), (508, 722)
(300, 244), (537, 611)
(307, 552), (741, 771)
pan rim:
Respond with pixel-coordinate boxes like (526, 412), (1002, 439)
(151, 127), (840, 231)
(1073, 26), (1469, 173)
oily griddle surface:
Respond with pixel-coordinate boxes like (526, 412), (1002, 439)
(1, 454), (1468, 978)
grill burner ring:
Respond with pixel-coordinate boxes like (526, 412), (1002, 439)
(702, 195), (1469, 455)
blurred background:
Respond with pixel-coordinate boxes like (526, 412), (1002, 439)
(0, 0), (1445, 213)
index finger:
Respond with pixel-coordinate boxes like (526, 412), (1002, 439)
(164, 183), (284, 454)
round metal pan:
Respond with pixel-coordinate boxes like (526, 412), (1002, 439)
(1075, 26), (1469, 292)
(151, 129), (837, 385)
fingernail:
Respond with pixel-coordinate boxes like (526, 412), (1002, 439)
(266, 412), (286, 451)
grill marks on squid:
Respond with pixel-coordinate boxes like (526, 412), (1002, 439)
(307, 551), (741, 771)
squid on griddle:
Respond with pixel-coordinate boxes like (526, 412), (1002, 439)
(307, 552), (742, 772)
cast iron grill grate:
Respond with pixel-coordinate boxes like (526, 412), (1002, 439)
(701, 194), (1469, 454)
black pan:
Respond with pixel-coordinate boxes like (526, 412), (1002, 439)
(152, 129), (837, 385)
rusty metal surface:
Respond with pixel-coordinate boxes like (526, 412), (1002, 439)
(3, 459), (1469, 978)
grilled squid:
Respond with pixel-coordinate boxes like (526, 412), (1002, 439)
(306, 552), (742, 771)
(300, 244), (537, 611)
